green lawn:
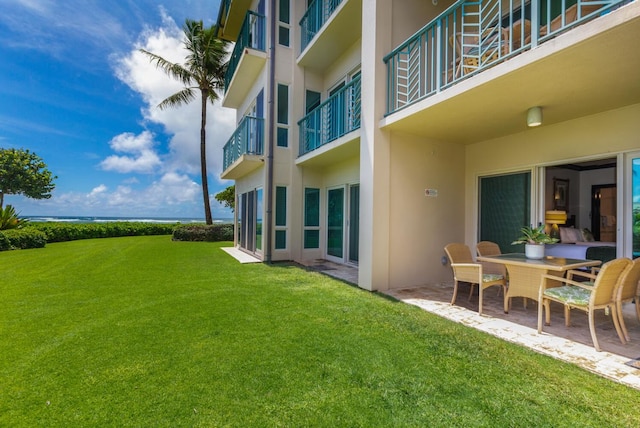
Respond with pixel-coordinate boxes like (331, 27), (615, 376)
(1, 236), (639, 426)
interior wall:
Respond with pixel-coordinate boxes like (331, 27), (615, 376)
(391, 0), (450, 46)
(579, 167), (617, 231)
(388, 131), (465, 288)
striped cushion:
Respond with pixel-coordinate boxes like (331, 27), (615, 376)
(544, 285), (590, 306)
(482, 274), (503, 283)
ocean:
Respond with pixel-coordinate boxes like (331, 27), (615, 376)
(24, 216), (234, 224)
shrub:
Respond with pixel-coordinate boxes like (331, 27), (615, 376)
(26, 222), (178, 243)
(0, 231), (11, 251)
(0, 228), (47, 250)
(172, 224), (234, 242)
(0, 205), (29, 230)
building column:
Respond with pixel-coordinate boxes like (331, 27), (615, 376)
(358, 0), (392, 291)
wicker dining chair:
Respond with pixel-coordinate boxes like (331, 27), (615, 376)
(615, 258), (640, 343)
(537, 257), (631, 351)
(444, 243), (507, 315)
(476, 241), (506, 277)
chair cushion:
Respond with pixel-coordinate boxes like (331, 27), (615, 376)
(544, 285), (590, 306)
(482, 273), (503, 282)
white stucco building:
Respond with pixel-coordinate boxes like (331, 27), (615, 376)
(216, 0), (640, 291)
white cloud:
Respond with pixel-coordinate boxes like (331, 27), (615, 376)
(100, 131), (162, 173)
(89, 184), (108, 197)
(112, 13), (236, 179)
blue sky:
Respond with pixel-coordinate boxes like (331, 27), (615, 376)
(0, 0), (237, 219)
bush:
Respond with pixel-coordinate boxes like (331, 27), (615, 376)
(0, 228), (47, 250)
(172, 224), (234, 242)
(26, 222), (178, 243)
(0, 232), (11, 251)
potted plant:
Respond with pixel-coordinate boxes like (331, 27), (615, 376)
(512, 225), (558, 259)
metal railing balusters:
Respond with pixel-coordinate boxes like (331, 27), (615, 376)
(224, 11), (266, 92)
(222, 116), (265, 171)
(298, 76), (361, 156)
(383, 0), (628, 115)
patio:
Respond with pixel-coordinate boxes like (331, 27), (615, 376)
(385, 282), (640, 390)
(304, 260), (640, 390)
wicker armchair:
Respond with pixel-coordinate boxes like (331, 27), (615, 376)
(537, 257), (631, 351)
(444, 243), (507, 315)
(616, 258), (640, 343)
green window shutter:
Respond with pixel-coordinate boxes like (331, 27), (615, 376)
(304, 230), (319, 249)
(277, 127), (288, 147)
(275, 230), (286, 249)
(279, 0), (290, 24)
(277, 84), (288, 124)
(304, 188), (320, 226)
(276, 186), (287, 226)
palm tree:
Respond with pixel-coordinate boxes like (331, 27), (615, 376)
(140, 19), (229, 224)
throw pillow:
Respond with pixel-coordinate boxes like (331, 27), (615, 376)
(582, 228), (595, 242)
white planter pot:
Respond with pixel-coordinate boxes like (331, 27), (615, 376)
(525, 244), (545, 259)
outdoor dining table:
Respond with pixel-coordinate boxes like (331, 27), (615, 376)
(476, 253), (601, 313)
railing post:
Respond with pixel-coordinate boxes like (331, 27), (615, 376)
(435, 17), (442, 92)
(530, 0), (539, 47)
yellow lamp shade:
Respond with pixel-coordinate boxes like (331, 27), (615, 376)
(545, 210), (567, 225)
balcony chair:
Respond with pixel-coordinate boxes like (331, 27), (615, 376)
(449, 26), (509, 79)
(537, 257), (631, 351)
(444, 243), (507, 315)
(525, 3), (603, 44)
(615, 258), (640, 343)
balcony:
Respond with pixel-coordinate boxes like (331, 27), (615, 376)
(216, 0), (254, 41)
(298, 0), (362, 71)
(298, 75), (361, 161)
(383, 0), (639, 143)
(221, 116), (264, 180)
(222, 11), (267, 109)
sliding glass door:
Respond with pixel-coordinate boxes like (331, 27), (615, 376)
(630, 154), (640, 258)
(326, 184), (359, 263)
(327, 187), (344, 260)
(478, 172), (531, 253)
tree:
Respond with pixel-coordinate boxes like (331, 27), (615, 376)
(0, 148), (56, 209)
(140, 20), (229, 225)
(215, 185), (235, 212)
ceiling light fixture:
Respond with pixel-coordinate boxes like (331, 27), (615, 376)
(527, 106), (542, 127)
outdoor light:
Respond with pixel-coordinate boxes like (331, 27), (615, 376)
(527, 106), (542, 127)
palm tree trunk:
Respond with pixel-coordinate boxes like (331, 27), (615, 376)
(200, 90), (213, 225)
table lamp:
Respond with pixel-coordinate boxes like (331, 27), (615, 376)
(545, 210), (567, 239)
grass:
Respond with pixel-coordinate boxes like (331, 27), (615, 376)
(1, 236), (639, 427)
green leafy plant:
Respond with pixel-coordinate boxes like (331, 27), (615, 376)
(511, 224), (558, 245)
(0, 204), (29, 230)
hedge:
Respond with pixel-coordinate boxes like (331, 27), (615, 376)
(0, 229), (47, 250)
(172, 224), (234, 242)
(0, 222), (234, 252)
(26, 222), (179, 243)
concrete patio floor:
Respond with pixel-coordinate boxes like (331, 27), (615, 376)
(303, 260), (640, 390)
